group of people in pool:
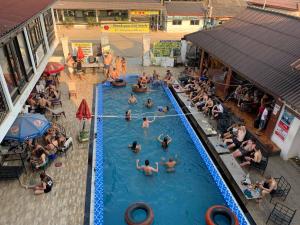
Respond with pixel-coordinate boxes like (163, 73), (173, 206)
(125, 91), (177, 175)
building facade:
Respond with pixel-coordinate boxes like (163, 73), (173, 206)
(185, 7), (300, 160)
(0, 1), (58, 142)
(53, 0), (247, 32)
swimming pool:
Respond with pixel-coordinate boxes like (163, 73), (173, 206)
(93, 76), (249, 225)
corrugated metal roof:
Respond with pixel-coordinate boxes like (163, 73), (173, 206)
(211, 0), (247, 18)
(0, 0), (55, 38)
(247, 0), (300, 11)
(185, 7), (300, 111)
(54, 0), (164, 10)
(165, 1), (206, 16)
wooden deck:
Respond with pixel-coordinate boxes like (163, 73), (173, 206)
(222, 100), (281, 154)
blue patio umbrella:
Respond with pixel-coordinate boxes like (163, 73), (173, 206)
(5, 113), (51, 142)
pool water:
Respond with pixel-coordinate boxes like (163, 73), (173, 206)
(102, 77), (226, 225)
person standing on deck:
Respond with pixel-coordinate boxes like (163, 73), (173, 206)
(115, 56), (122, 78)
(121, 57), (127, 78)
(256, 105), (270, 135)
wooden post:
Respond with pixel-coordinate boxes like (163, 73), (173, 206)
(199, 49), (205, 76)
(265, 99), (284, 138)
(223, 67), (232, 97)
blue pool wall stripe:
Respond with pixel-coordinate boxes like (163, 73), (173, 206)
(95, 84), (104, 225)
(163, 85), (250, 225)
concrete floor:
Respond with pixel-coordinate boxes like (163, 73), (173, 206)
(1, 28), (299, 225)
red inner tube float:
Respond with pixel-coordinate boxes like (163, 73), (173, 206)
(125, 202), (154, 225)
(206, 205), (239, 225)
(111, 79), (126, 87)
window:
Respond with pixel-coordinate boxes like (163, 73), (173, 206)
(0, 46), (26, 101)
(27, 18), (46, 66)
(0, 85), (9, 122)
(172, 20), (182, 25)
(0, 47), (18, 98)
(43, 9), (55, 46)
(99, 10), (128, 21)
(190, 20), (199, 25)
(17, 32), (33, 78)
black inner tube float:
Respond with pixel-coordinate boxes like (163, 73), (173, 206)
(111, 79), (126, 87)
(205, 205), (239, 225)
(125, 202), (154, 225)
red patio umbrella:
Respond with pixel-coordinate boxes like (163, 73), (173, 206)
(76, 99), (92, 131)
(77, 47), (85, 61)
(44, 62), (65, 75)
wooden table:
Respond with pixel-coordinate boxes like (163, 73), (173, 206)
(81, 62), (104, 73)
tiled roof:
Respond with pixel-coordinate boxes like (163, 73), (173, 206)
(185, 7), (300, 111)
(165, 1), (206, 16)
(247, 0), (300, 11)
(210, 0), (247, 17)
(0, 0), (55, 38)
(54, 0), (164, 10)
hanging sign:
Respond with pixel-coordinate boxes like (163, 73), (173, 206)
(100, 23), (149, 33)
(130, 11), (159, 16)
(274, 109), (294, 141)
(71, 42), (93, 56)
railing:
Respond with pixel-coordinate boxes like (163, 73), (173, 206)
(0, 85), (9, 123)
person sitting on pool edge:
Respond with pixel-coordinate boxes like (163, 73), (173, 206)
(160, 157), (177, 172)
(145, 98), (153, 108)
(158, 106), (169, 113)
(125, 110), (131, 121)
(128, 141), (141, 153)
(136, 159), (158, 175)
(128, 93), (137, 104)
(157, 134), (172, 149)
(142, 117), (155, 128)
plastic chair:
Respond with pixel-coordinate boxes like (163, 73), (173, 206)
(266, 202), (296, 225)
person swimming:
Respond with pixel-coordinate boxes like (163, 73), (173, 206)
(157, 134), (172, 149)
(145, 98), (153, 108)
(136, 159), (158, 175)
(158, 106), (169, 113)
(128, 141), (141, 153)
(128, 93), (137, 104)
(125, 110), (131, 121)
(142, 117), (155, 128)
(161, 158), (177, 172)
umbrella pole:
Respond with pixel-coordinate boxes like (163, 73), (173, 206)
(82, 119), (86, 131)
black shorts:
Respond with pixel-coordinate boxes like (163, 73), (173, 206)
(44, 187), (51, 193)
(233, 138), (242, 148)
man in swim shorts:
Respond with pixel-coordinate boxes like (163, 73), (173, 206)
(136, 159), (158, 175)
(161, 158), (177, 172)
(142, 117), (155, 128)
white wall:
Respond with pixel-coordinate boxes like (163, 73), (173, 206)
(0, 9), (59, 142)
(271, 105), (300, 160)
(166, 17), (204, 33)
